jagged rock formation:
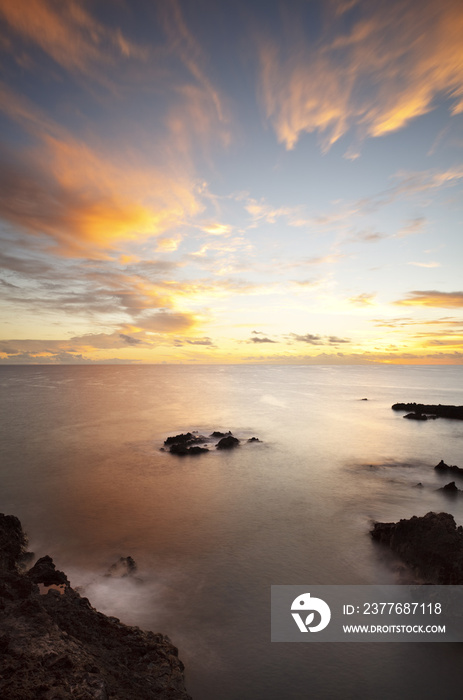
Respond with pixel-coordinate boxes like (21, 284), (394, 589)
(371, 511), (463, 584)
(434, 459), (463, 478)
(437, 482), (462, 495)
(391, 403), (463, 420)
(0, 514), (192, 699)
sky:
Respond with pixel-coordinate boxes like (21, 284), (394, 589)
(0, 0), (462, 365)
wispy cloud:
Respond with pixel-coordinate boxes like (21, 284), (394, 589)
(349, 293), (376, 306)
(0, 0), (147, 87)
(406, 261), (441, 268)
(257, 0), (463, 150)
(288, 332), (350, 345)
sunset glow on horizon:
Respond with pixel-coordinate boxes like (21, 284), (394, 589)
(1, 0), (463, 365)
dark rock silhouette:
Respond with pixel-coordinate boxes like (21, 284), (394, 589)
(392, 403), (463, 420)
(164, 429), (260, 454)
(371, 511), (463, 584)
(169, 442), (209, 456)
(216, 435), (240, 450)
(437, 481), (462, 495)
(0, 513), (191, 699)
(105, 555), (137, 578)
(27, 555), (69, 587)
(404, 412), (428, 420)
(434, 460), (463, 477)
(164, 432), (194, 445)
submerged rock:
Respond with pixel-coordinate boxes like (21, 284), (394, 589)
(371, 511), (463, 584)
(216, 435), (240, 450)
(404, 412), (428, 420)
(105, 556), (137, 578)
(0, 513), (191, 699)
(164, 429), (260, 455)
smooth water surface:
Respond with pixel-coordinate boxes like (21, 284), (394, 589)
(1, 365), (463, 699)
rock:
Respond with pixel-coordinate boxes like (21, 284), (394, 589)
(0, 513), (191, 700)
(438, 482), (462, 494)
(247, 437), (261, 443)
(188, 445), (209, 455)
(210, 431), (231, 438)
(392, 403), (463, 420)
(164, 432), (194, 445)
(404, 412), (428, 420)
(105, 556), (137, 578)
(27, 555), (69, 587)
(0, 513), (29, 572)
(414, 482), (423, 488)
(216, 435), (240, 450)
(434, 460), (463, 477)
(169, 443), (209, 456)
(361, 398), (368, 401)
(371, 511), (463, 584)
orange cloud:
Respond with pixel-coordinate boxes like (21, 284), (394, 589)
(0, 87), (201, 257)
(394, 291), (463, 308)
(0, 0), (146, 81)
(258, 0), (463, 150)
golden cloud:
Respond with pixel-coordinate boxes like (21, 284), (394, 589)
(0, 87), (201, 257)
(258, 0), (463, 150)
(394, 291), (463, 308)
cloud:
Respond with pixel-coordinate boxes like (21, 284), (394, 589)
(257, 0), (463, 150)
(119, 334), (142, 345)
(394, 291), (463, 308)
(184, 337), (215, 346)
(138, 311), (199, 333)
(200, 222), (233, 236)
(0, 89), (202, 257)
(289, 333), (323, 345)
(349, 292), (376, 306)
(248, 336), (277, 344)
(0, 0), (147, 85)
(160, 0), (230, 157)
(396, 217), (426, 238)
(288, 332), (350, 345)
(406, 261), (441, 268)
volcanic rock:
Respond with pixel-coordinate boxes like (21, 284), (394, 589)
(404, 412), (428, 420)
(0, 513), (191, 699)
(216, 435), (240, 450)
(392, 403), (463, 420)
(371, 511), (463, 584)
(437, 482), (462, 495)
(434, 460), (463, 477)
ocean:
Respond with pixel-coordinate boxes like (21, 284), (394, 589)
(1, 364), (462, 699)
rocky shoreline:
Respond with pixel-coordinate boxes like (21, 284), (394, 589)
(0, 514), (192, 700)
